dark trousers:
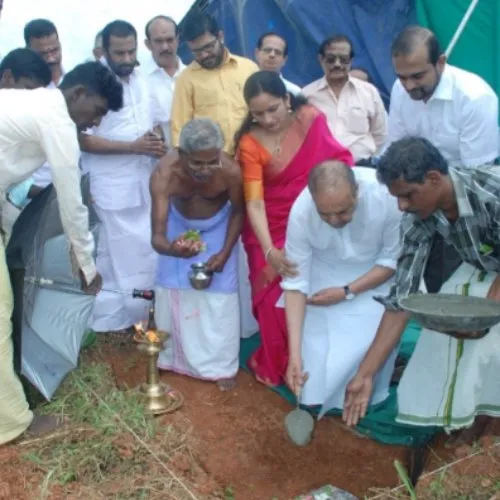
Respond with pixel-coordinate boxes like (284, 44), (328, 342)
(423, 234), (462, 293)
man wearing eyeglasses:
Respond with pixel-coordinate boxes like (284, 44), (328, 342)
(150, 118), (244, 392)
(302, 35), (387, 164)
(255, 32), (301, 95)
(170, 11), (258, 154)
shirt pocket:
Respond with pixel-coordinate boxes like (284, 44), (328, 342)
(193, 85), (221, 112)
(346, 106), (370, 134)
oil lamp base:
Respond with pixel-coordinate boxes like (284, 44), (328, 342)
(137, 381), (183, 415)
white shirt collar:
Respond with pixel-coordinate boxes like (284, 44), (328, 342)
(429, 65), (454, 102)
(146, 56), (185, 77)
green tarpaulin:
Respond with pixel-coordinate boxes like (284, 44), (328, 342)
(417, 0), (500, 121)
(239, 320), (438, 447)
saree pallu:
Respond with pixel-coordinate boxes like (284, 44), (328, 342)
(241, 107), (354, 386)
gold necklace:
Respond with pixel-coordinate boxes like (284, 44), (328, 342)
(272, 117), (294, 155)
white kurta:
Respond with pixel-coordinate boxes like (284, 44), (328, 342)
(145, 57), (186, 147)
(280, 167), (402, 415)
(81, 68), (158, 331)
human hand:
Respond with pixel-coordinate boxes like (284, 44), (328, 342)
(435, 328), (489, 340)
(267, 248), (298, 278)
(80, 271), (103, 295)
(342, 373), (373, 427)
(168, 237), (201, 258)
(285, 355), (308, 397)
(132, 132), (167, 158)
(205, 251), (229, 273)
(307, 287), (346, 306)
(487, 275), (500, 302)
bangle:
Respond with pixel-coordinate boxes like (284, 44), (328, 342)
(264, 247), (274, 261)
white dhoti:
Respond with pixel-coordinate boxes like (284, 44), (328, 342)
(155, 203), (240, 380)
(91, 204), (157, 332)
(280, 261), (397, 417)
(302, 304), (397, 417)
(397, 263), (500, 430)
(156, 288), (240, 380)
(0, 236), (33, 445)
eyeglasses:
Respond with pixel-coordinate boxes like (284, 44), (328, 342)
(323, 54), (351, 65)
(191, 38), (219, 55)
(261, 47), (284, 57)
(187, 159), (222, 170)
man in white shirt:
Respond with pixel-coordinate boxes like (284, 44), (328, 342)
(0, 60), (122, 445)
(387, 26), (499, 293)
(80, 20), (166, 335)
(24, 19), (67, 192)
(388, 26), (498, 167)
(144, 15), (185, 147)
(255, 32), (301, 95)
(24, 19), (64, 87)
(0, 48), (53, 241)
(282, 161), (401, 415)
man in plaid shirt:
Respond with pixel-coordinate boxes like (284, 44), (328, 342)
(343, 137), (500, 444)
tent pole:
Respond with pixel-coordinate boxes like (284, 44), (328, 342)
(445, 0), (480, 57)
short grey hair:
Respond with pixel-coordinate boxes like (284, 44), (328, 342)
(179, 118), (225, 154)
(308, 160), (356, 196)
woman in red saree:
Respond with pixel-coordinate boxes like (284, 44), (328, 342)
(235, 71), (353, 386)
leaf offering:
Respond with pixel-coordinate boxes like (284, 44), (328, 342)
(178, 230), (206, 252)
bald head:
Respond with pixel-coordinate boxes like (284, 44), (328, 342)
(308, 162), (357, 229)
(145, 15), (177, 39)
(308, 161), (356, 196)
(392, 26), (442, 65)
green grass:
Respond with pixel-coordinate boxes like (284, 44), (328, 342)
(24, 362), (158, 486)
(39, 362), (157, 439)
(22, 361), (208, 499)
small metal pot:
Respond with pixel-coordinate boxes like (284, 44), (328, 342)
(188, 262), (214, 290)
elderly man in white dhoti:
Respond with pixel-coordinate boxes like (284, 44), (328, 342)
(80, 20), (166, 334)
(151, 118), (244, 391)
(344, 137), (500, 445)
(282, 161), (401, 415)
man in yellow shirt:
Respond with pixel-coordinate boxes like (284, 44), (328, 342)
(170, 11), (258, 154)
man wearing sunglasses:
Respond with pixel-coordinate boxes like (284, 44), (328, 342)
(170, 11), (258, 154)
(302, 35), (387, 164)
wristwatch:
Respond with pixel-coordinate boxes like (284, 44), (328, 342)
(343, 285), (355, 300)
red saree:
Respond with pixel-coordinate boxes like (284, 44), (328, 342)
(239, 105), (354, 386)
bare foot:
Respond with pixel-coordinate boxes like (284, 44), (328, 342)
(26, 415), (63, 437)
(217, 378), (236, 392)
(446, 415), (492, 449)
